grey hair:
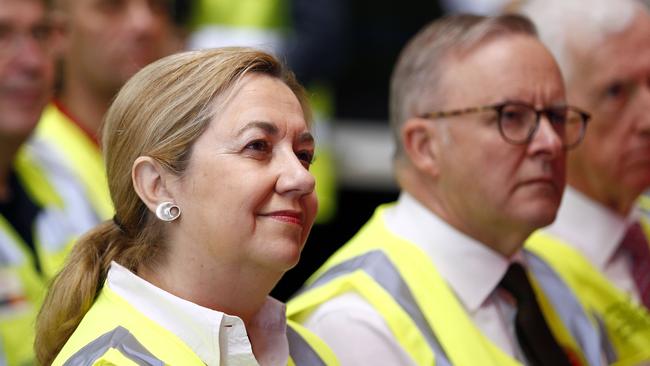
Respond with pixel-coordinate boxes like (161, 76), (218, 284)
(519, 0), (643, 84)
(389, 13), (537, 160)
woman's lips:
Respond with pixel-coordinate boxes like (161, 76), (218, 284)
(260, 210), (304, 226)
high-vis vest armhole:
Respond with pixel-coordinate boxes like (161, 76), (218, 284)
(525, 252), (596, 366)
(89, 348), (140, 366)
(63, 326), (164, 366)
(527, 232), (650, 364)
(292, 250), (449, 366)
(13, 147), (62, 208)
(0, 338), (7, 366)
(286, 320), (336, 366)
(0, 217), (27, 266)
(36, 104), (113, 220)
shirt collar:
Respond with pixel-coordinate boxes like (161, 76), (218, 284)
(107, 262), (288, 366)
(544, 187), (635, 269)
(383, 192), (516, 313)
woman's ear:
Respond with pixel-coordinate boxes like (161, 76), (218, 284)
(132, 157), (177, 215)
(401, 117), (443, 178)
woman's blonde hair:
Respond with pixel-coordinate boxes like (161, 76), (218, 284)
(35, 47), (310, 365)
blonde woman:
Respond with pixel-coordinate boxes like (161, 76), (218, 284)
(35, 48), (338, 366)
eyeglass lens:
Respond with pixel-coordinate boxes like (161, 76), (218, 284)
(498, 104), (585, 147)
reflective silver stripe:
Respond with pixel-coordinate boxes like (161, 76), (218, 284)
(63, 326), (164, 366)
(0, 337), (6, 366)
(0, 224), (25, 266)
(286, 325), (326, 366)
(26, 138), (100, 253)
(594, 313), (618, 363)
(525, 251), (603, 366)
(298, 250), (451, 366)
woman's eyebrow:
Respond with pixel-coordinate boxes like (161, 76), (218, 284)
(298, 132), (315, 144)
(236, 121), (279, 137)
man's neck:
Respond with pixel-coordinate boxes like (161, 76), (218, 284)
(0, 138), (23, 201)
(399, 165), (531, 258)
(567, 182), (637, 217)
(58, 83), (112, 141)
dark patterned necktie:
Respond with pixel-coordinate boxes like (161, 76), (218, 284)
(620, 222), (650, 309)
(498, 263), (573, 366)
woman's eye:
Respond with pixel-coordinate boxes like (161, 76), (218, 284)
(245, 140), (270, 152)
(297, 150), (315, 166)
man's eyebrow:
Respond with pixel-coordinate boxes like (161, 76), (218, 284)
(236, 121), (279, 137)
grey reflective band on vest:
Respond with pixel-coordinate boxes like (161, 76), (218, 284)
(0, 338), (6, 366)
(286, 325), (326, 366)
(525, 251), (604, 366)
(63, 326), (164, 366)
(298, 250), (451, 366)
(594, 312), (618, 363)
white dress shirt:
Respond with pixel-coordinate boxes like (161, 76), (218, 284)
(107, 262), (289, 366)
(303, 192), (528, 365)
(542, 186), (641, 301)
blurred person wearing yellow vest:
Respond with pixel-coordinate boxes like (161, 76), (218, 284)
(34, 0), (193, 221)
(0, 0), (102, 365)
(35, 48), (339, 366)
(287, 14), (606, 365)
(520, 0), (650, 362)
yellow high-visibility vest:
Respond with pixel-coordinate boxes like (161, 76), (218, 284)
(526, 228), (650, 366)
(53, 285), (339, 365)
(0, 138), (102, 366)
(289, 204), (607, 366)
(35, 103), (113, 220)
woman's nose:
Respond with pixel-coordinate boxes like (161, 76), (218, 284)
(275, 151), (316, 196)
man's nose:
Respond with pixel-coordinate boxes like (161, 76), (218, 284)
(529, 116), (564, 158)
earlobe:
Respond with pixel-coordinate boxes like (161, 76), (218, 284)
(401, 118), (441, 177)
(132, 157), (177, 215)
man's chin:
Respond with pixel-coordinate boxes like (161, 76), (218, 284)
(519, 203), (560, 230)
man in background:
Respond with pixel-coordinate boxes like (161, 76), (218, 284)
(288, 14), (601, 365)
(0, 0), (100, 364)
(35, 0), (191, 220)
(522, 0), (650, 360)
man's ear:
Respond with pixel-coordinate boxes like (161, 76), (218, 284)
(401, 117), (443, 178)
(132, 156), (177, 215)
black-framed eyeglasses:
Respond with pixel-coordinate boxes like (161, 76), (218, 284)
(420, 102), (590, 149)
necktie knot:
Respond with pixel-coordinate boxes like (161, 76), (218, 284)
(499, 262), (536, 305)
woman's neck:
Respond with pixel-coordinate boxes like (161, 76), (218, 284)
(137, 253), (282, 326)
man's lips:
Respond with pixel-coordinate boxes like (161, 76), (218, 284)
(259, 210), (304, 226)
(517, 176), (561, 191)
(1, 86), (46, 104)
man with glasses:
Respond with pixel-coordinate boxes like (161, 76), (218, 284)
(520, 0), (650, 362)
(288, 14), (598, 365)
(0, 0), (101, 365)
